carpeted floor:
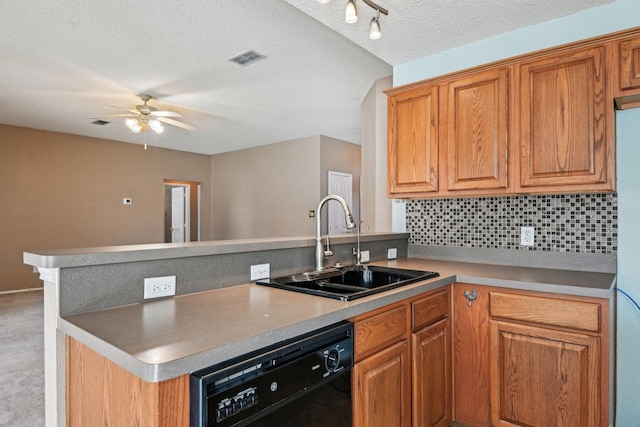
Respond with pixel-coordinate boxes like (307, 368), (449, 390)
(0, 290), (45, 426)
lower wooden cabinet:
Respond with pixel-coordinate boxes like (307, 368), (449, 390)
(452, 283), (610, 427)
(453, 283), (492, 426)
(412, 318), (451, 427)
(490, 321), (601, 426)
(353, 340), (412, 427)
(351, 287), (452, 427)
(67, 337), (190, 427)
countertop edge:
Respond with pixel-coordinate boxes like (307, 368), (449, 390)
(24, 233), (409, 269)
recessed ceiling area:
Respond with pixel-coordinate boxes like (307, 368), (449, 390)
(0, 0), (614, 155)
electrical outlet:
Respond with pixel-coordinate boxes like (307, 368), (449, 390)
(360, 250), (370, 263)
(143, 275), (176, 299)
(387, 248), (398, 259)
(521, 227), (535, 246)
(250, 263), (270, 281)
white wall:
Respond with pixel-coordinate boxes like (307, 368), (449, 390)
(390, 0), (639, 423)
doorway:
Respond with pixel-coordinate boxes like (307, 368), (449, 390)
(328, 171), (353, 235)
(164, 180), (201, 243)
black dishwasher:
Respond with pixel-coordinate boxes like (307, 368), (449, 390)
(190, 321), (353, 427)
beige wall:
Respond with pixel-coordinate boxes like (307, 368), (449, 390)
(1, 125), (212, 292)
(210, 135), (361, 239)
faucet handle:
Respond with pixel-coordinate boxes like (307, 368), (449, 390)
(324, 249), (333, 258)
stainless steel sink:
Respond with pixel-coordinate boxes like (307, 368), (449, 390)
(256, 266), (439, 301)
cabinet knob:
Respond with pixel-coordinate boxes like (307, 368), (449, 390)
(463, 290), (478, 306)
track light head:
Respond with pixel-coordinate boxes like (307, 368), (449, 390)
(369, 14), (381, 39)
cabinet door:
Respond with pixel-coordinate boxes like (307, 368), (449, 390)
(412, 318), (451, 427)
(518, 45), (614, 192)
(446, 68), (509, 191)
(388, 85), (439, 196)
(452, 284), (491, 426)
(490, 321), (600, 427)
(619, 36), (640, 91)
(353, 340), (411, 427)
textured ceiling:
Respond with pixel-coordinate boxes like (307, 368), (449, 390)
(0, 0), (613, 155)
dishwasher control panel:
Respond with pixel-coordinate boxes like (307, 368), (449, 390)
(190, 321), (354, 427)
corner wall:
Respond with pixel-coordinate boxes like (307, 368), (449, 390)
(0, 124), (212, 292)
(361, 76), (393, 232)
(210, 135), (361, 239)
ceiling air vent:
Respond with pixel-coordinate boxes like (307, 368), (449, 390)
(228, 50), (267, 67)
(91, 120), (110, 126)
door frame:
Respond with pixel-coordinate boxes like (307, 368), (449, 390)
(164, 180), (201, 243)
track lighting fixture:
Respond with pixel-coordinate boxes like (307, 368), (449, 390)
(369, 10), (381, 39)
(318, 0), (388, 39)
(345, 0), (358, 23)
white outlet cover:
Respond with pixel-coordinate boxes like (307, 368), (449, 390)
(387, 248), (398, 259)
(521, 227), (535, 246)
(250, 263), (270, 281)
(144, 275), (176, 299)
(360, 250), (370, 263)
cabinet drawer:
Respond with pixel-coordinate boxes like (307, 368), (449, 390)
(354, 304), (408, 361)
(489, 292), (600, 332)
(412, 287), (449, 331)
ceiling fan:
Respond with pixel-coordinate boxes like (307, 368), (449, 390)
(93, 94), (196, 134)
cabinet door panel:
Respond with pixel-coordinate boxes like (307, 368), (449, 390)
(490, 321), (600, 427)
(446, 68), (509, 191)
(353, 340), (411, 427)
(412, 318), (451, 427)
(619, 36), (640, 91)
(519, 46), (612, 190)
(388, 86), (439, 195)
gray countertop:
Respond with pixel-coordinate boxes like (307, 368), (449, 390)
(60, 258), (616, 383)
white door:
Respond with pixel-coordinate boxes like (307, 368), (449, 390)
(328, 171), (353, 234)
(171, 186), (186, 243)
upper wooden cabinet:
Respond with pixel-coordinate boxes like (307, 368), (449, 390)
(385, 27), (638, 198)
(517, 46), (614, 193)
(387, 84), (439, 196)
(619, 36), (640, 92)
(615, 35), (640, 109)
(445, 68), (510, 192)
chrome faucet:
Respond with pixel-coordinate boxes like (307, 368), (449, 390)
(315, 195), (356, 271)
(353, 219), (369, 268)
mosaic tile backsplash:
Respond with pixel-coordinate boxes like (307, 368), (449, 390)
(406, 193), (617, 254)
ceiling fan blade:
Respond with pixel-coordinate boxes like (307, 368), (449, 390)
(103, 105), (140, 115)
(151, 110), (184, 118)
(157, 117), (196, 131)
(90, 114), (138, 119)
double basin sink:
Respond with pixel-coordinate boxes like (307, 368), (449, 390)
(257, 265), (439, 301)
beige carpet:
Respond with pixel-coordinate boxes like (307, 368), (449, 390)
(0, 290), (45, 426)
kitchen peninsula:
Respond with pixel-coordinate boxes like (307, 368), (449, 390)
(24, 234), (615, 426)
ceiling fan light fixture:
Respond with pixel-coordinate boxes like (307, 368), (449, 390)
(345, 0), (357, 23)
(125, 118), (142, 133)
(369, 14), (381, 39)
(148, 119), (164, 134)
